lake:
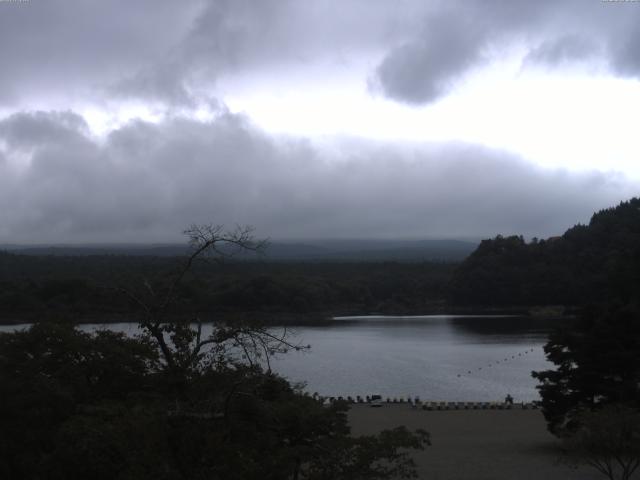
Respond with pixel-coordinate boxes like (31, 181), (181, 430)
(271, 315), (555, 402)
(0, 315), (558, 402)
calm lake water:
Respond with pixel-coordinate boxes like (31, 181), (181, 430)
(0, 315), (559, 402)
(271, 315), (555, 402)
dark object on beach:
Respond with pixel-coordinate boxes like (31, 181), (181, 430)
(505, 394), (514, 405)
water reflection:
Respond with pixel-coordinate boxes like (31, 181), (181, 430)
(0, 315), (559, 402)
(271, 315), (557, 401)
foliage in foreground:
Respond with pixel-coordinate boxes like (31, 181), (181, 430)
(532, 303), (640, 435)
(532, 302), (640, 479)
(0, 322), (429, 479)
(562, 405), (640, 480)
(0, 226), (429, 479)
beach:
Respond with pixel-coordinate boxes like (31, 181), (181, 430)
(348, 405), (603, 480)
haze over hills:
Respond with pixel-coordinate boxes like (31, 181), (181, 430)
(0, 239), (478, 262)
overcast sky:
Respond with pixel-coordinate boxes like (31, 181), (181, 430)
(1, 0), (639, 243)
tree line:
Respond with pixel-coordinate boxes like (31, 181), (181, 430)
(0, 253), (455, 323)
(450, 198), (640, 307)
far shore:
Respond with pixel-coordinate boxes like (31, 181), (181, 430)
(348, 404), (600, 480)
(0, 305), (575, 326)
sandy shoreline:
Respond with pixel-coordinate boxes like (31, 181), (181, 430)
(348, 404), (602, 480)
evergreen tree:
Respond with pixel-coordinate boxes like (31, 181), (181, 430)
(532, 303), (640, 434)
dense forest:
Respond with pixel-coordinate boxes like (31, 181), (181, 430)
(1, 238), (476, 262)
(450, 197), (640, 308)
(3, 198), (640, 324)
(0, 254), (455, 324)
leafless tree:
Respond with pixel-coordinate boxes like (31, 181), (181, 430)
(120, 224), (307, 376)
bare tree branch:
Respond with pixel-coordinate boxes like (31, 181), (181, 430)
(117, 223), (306, 379)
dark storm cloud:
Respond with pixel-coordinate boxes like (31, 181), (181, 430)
(373, 0), (640, 104)
(0, 111), (89, 148)
(0, 110), (635, 243)
(110, 0), (299, 105)
(111, 0), (421, 105)
(0, 0), (201, 105)
(524, 35), (601, 68)
(0, 0), (423, 107)
(610, 20), (640, 76)
(374, 10), (484, 104)
(2, 1), (640, 108)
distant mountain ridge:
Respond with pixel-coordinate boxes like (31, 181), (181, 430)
(1, 239), (477, 262)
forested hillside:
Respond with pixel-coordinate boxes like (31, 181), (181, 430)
(450, 197), (640, 307)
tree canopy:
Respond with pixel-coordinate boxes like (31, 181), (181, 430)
(532, 303), (640, 435)
(450, 197), (640, 307)
(561, 405), (640, 480)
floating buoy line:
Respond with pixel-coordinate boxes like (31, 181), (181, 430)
(455, 347), (538, 378)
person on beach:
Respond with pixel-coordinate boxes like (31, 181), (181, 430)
(504, 394), (514, 405)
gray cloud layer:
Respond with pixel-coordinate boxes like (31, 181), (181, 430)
(0, 110), (635, 243)
(0, 0), (418, 107)
(0, 1), (638, 243)
(373, 0), (640, 104)
(0, 0), (201, 106)
(2, 1), (638, 107)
